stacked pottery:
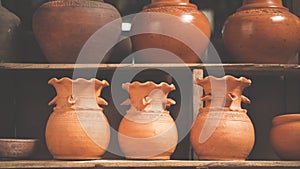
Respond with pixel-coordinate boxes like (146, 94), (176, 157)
(130, 0), (211, 63)
(0, 0), (21, 62)
(190, 75), (255, 160)
(46, 77), (110, 160)
(32, 0), (121, 63)
(223, 0), (300, 64)
(118, 81), (178, 159)
(270, 114), (300, 160)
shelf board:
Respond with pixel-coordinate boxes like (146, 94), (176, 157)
(1, 160), (300, 168)
(0, 63), (300, 76)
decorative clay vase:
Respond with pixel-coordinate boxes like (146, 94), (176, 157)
(223, 0), (300, 64)
(32, 0), (121, 63)
(118, 81), (178, 159)
(130, 0), (211, 63)
(46, 77), (110, 160)
(0, 0), (21, 62)
(190, 75), (255, 160)
(270, 114), (300, 160)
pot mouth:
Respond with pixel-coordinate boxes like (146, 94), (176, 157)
(272, 114), (300, 126)
(145, 1), (196, 9)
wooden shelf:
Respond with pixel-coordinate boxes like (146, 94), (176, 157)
(0, 160), (300, 168)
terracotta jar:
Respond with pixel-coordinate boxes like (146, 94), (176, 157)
(130, 0), (211, 63)
(190, 75), (255, 160)
(32, 0), (121, 63)
(46, 77), (110, 160)
(118, 81), (178, 159)
(0, 0), (21, 62)
(270, 114), (300, 160)
(223, 0), (300, 64)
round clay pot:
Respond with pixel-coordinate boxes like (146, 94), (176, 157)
(46, 78), (110, 160)
(118, 81), (178, 159)
(32, 0), (121, 63)
(190, 75), (255, 160)
(270, 114), (300, 160)
(130, 0), (211, 63)
(223, 0), (300, 64)
(0, 0), (21, 62)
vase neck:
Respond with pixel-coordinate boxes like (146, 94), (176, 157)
(241, 0), (284, 10)
(152, 0), (189, 3)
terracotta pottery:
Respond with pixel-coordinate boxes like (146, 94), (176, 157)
(46, 77), (110, 160)
(190, 75), (255, 160)
(32, 0), (121, 63)
(118, 81), (178, 159)
(0, 0), (21, 62)
(130, 0), (211, 63)
(270, 114), (300, 160)
(223, 0), (300, 64)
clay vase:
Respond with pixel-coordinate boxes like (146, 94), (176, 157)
(223, 0), (300, 64)
(270, 114), (300, 160)
(32, 0), (121, 63)
(190, 75), (255, 160)
(130, 0), (211, 63)
(0, 0), (21, 62)
(46, 77), (110, 160)
(118, 81), (178, 159)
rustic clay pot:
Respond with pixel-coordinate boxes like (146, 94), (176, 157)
(46, 77), (110, 160)
(0, 0), (21, 62)
(223, 0), (300, 64)
(118, 81), (178, 159)
(270, 114), (300, 160)
(32, 0), (121, 63)
(130, 0), (211, 63)
(190, 75), (255, 160)
(0, 139), (39, 159)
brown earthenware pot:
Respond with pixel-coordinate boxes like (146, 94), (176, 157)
(32, 0), (121, 63)
(130, 0), (211, 63)
(223, 0), (300, 64)
(118, 81), (178, 160)
(270, 114), (300, 160)
(0, 0), (21, 62)
(46, 77), (110, 160)
(190, 75), (255, 160)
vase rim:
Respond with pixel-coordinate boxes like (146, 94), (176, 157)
(239, 0), (287, 10)
(146, 0), (196, 9)
(122, 81), (175, 93)
(272, 114), (300, 126)
(48, 77), (109, 87)
(195, 75), (251, 87)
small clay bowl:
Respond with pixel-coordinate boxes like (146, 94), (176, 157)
(270, 114), (300, 160)
(0, 139), (39, 160)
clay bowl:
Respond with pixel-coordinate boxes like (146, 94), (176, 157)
(270, 114), (300, 160)
(0, 139), (39, 160)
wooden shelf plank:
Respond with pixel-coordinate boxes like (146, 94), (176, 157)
(1, 160), (300, 168)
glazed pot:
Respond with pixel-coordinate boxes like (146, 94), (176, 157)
(130, 0), (211, 63)
(190, 75), (255, 160)
(0, 0), (21, 62)
(270, 114), (300, 160)
(223, 0), (300, 64)
(32, 0), (121, 63)
(46, 77), (110, 160)
(118, 81), (178, 159)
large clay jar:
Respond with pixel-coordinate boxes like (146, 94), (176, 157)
(190, 75), (255, 160)
(118, 81), (178, 159)
(270, 114), (300, 160)
(223, 0), (300, 64)
(0, 0), (21, 62)
(130, 0), (211, 63)
(46, 77), (110, 160)
(32, 0), (121, 63)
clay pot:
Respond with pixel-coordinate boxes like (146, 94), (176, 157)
(32, 0), (121, 63)
(46, 77), (110, 160)
(190, 75), (255, 160)
(0, 0), (21, 62)
(223, 0), (300, 64)
(130, 0), (211, 63)
(118, 81), (178, 159)
(270, 114), (300, 160)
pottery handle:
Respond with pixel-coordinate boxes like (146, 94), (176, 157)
(241, 95), (251, 104)
(97, 97), (108, 106)
(166, 98), (176, 107)
(48, 97), (57, 106)
(67, 95), (77, 105)
(200, 95), (211, 101)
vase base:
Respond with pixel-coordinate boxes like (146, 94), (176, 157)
(126, 155), (170, 160)
(198, 155), (246, 161)
(53, 155), (101, 160)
